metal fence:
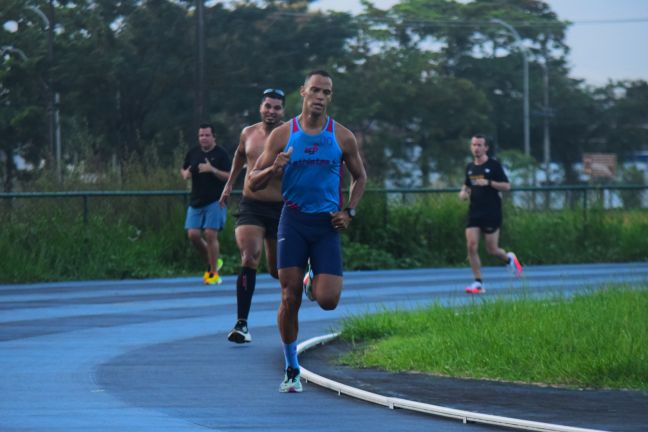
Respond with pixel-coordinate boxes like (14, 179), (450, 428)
(1, 185), (647, 224)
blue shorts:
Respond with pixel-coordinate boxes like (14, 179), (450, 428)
(277, 206), (343, 276)
(184, 201), (227, 230)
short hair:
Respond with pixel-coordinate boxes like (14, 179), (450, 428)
(472, 134), (488, 145)
(199, 123), (215, 134)
(304, 69), (332, 85)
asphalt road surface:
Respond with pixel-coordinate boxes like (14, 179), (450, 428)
(1, 262), (647, 431)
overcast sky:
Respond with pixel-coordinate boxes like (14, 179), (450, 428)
(312, 0), (648, 85)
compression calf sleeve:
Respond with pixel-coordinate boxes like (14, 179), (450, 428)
(236, 266), (257, 320)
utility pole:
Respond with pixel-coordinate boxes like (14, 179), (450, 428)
(27, 3), (61, 183)
(194, 0), (206, 130)
(491, 19), (531, 157)
(541, 60), (552, 183)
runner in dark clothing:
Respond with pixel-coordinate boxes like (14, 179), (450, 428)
(459, 134), (522, 294)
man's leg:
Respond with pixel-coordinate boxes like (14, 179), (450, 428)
(485, 229), (523, 276)
(310, 274), (342, 310)
(187, 228), (208, 264)
(277, 267), (304, 348)
(228, 225), (264, 343)
(484, 229), (508, 262)
(264, 238), (279, 279)
(277, 267), (304, 392)
(233, 225), (263, 323)
(307, 226), (343, 307)
(465, 227), (482, 280)
(203, 229), (220, 273)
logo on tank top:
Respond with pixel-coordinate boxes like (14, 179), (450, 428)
(305, 142), (320, 155)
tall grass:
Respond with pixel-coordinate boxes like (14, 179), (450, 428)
(0, 195), (240, 282)
(2, 186), (647, 283)
(339, 287), (648, 391)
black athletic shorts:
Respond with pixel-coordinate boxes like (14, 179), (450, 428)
(466, 214), (502, 234)
(234, 197), (283, 239)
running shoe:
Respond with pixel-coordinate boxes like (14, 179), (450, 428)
(227, 319), (252, 344)
(203, 258), (224, 284)
(465, 280), (485, 294)
(303, 265), (315, 301)
(506, 252), (523, 277)
(279, 366), (303, 393)
(204, 272), (222, 285)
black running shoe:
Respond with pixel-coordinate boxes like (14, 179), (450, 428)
(227, 319), (251, 343)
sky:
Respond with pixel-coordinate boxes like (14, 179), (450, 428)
(312, 0), (648, 85)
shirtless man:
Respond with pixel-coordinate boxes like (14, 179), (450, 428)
(219, 88), (286, 343)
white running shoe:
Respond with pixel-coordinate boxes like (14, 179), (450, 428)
(279, 367), (303, 393)
(465, 280), (485, 294)
(303, 265), (314, 301)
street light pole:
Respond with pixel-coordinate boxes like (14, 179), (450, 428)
(195, 0), (206, 130)
(26, 3), (61, 183)
(28, 6), (53, 160)
(540, 60), (552, 183)
(491, 18), (530, 157)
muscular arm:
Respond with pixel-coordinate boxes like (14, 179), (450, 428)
(219, 131), (248, 205)
(341, 131), (367, 210)
(329, 127), (366, 230)
(248, 124), (291, 192)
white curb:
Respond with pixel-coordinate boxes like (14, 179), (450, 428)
(297, 333), (606, 432)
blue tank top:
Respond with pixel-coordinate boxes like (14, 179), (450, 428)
(282, 117), (343, 213)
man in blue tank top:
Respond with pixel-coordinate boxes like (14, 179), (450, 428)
(249, 70), (367, 393)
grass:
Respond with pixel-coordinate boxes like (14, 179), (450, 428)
(1, 190), (647, 283)
(339, 286), (648, 391)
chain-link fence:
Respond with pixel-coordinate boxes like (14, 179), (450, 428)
(1, 186), (646, 283)
(1, 186), (646, 225)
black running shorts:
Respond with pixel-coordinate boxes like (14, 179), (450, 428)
(234, 197), (283, 239)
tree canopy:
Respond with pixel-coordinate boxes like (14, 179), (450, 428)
(1, 0), (646, 191)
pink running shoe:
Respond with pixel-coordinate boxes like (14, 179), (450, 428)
(506, 252), (523, 277)
(465, 281), (485, 294)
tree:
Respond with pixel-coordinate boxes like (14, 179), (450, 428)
(0, 0), (51, 191)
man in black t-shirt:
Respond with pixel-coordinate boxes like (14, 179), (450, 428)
(459, 134), (522, 294)
(181, 123), (232, 285)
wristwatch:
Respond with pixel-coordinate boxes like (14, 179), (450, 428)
(345, 207), (356, 218)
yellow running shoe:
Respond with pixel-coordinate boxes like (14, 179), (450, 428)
(203, 258), (224, 284)
(204, 272), (222, 285)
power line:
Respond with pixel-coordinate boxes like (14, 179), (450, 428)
(568, 17), (648, 25)
(267, 10), (648, 28)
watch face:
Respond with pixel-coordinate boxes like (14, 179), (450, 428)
(347, 208), (356, 218)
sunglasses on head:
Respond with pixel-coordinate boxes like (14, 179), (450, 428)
(263, 88), (285, 98)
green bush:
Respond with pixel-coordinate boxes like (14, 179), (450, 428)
(1, 190), (647, 283)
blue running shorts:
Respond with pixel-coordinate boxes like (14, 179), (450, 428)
(277, 206), (343, 276)
(184, 201), (227, 230)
